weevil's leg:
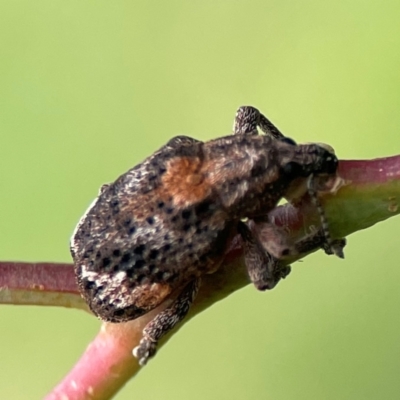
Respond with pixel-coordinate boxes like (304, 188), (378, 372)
(294, 228), (346, 258)
(233, 106), (259, 135)
(133, 278), (200, 366)
(233, 106), (285, 139)
(237, 221), (291, 291)
(307, 174), (345, 258)
(249, 218), (296, 259)
(258, 111), (285, 140)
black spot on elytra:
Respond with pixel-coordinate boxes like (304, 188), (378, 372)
(135, 259), (145, 269)
(164, 234), (169, 241)
(128, 226), (136, 235)
(157, 201), (165, 209)
(123, 218), (132, 227)
(165, 207), (174, 214)
(171, 216), (178, 223)
(126, 268), (135, 278)
(112, 249), (121, 257)
(96, 251), (102, 259)
(195, 200), (212, 215)
(181, 209), (191, 219)
(112, 264), (121, 273)
(146, 216), (154, 225)
(162, 244), (171, 252)
(83, 280), (95, 290)
(102, 257), (111, 268)
(134, 244), (145, 255)
(156, 271), (164, 280)
(149, 249), (159, 260)
(82, 250), (90, 259)
(121, 253), (131, 263)
(183, 223), (191, 232)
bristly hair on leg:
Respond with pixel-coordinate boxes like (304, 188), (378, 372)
(307, 174), (345, 259)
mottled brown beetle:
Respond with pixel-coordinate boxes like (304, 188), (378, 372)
(71, 106), (343, 366)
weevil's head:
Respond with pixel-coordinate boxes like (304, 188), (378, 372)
(280, 141), (338, 179)
(278, 139), (339, 202)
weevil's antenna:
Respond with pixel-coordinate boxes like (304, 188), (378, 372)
(307, 174), (344, 258)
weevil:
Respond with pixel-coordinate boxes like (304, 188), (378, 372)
(71, 106), (344, 366)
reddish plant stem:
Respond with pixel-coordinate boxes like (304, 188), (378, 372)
(1, 156), (400, 400)
(0, 262), (85, 310)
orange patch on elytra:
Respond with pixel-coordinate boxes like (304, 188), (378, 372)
(161, 156), (212, 207)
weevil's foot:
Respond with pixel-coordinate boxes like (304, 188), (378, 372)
(259, 264), (291, 291)
(277, 264), (291, 279)
(133, 337), (157, 366)
(322, 238), (346, 259)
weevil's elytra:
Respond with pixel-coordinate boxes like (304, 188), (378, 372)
(71, 106), (343, 366)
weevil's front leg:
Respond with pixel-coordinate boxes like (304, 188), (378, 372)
(133, 278), (200, 366)
(294, 228), (346, 258)
(237, 221), (291, 291)
(233, 106), (285, 139)
(306, 174), (346, 258)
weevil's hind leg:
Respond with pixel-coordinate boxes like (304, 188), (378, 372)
(133, 278), (201, 366)
(237, 221), (291, 291)
(233, 106), (285, 139)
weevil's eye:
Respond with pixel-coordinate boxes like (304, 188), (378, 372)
(281, 161), (305, 178)
(323, 153), (338, 174)
(281, 137), (297, 146)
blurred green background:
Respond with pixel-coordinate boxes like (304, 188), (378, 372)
(1, 1), (400, 399)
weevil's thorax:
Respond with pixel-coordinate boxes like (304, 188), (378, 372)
(202, 135), (308, 219)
